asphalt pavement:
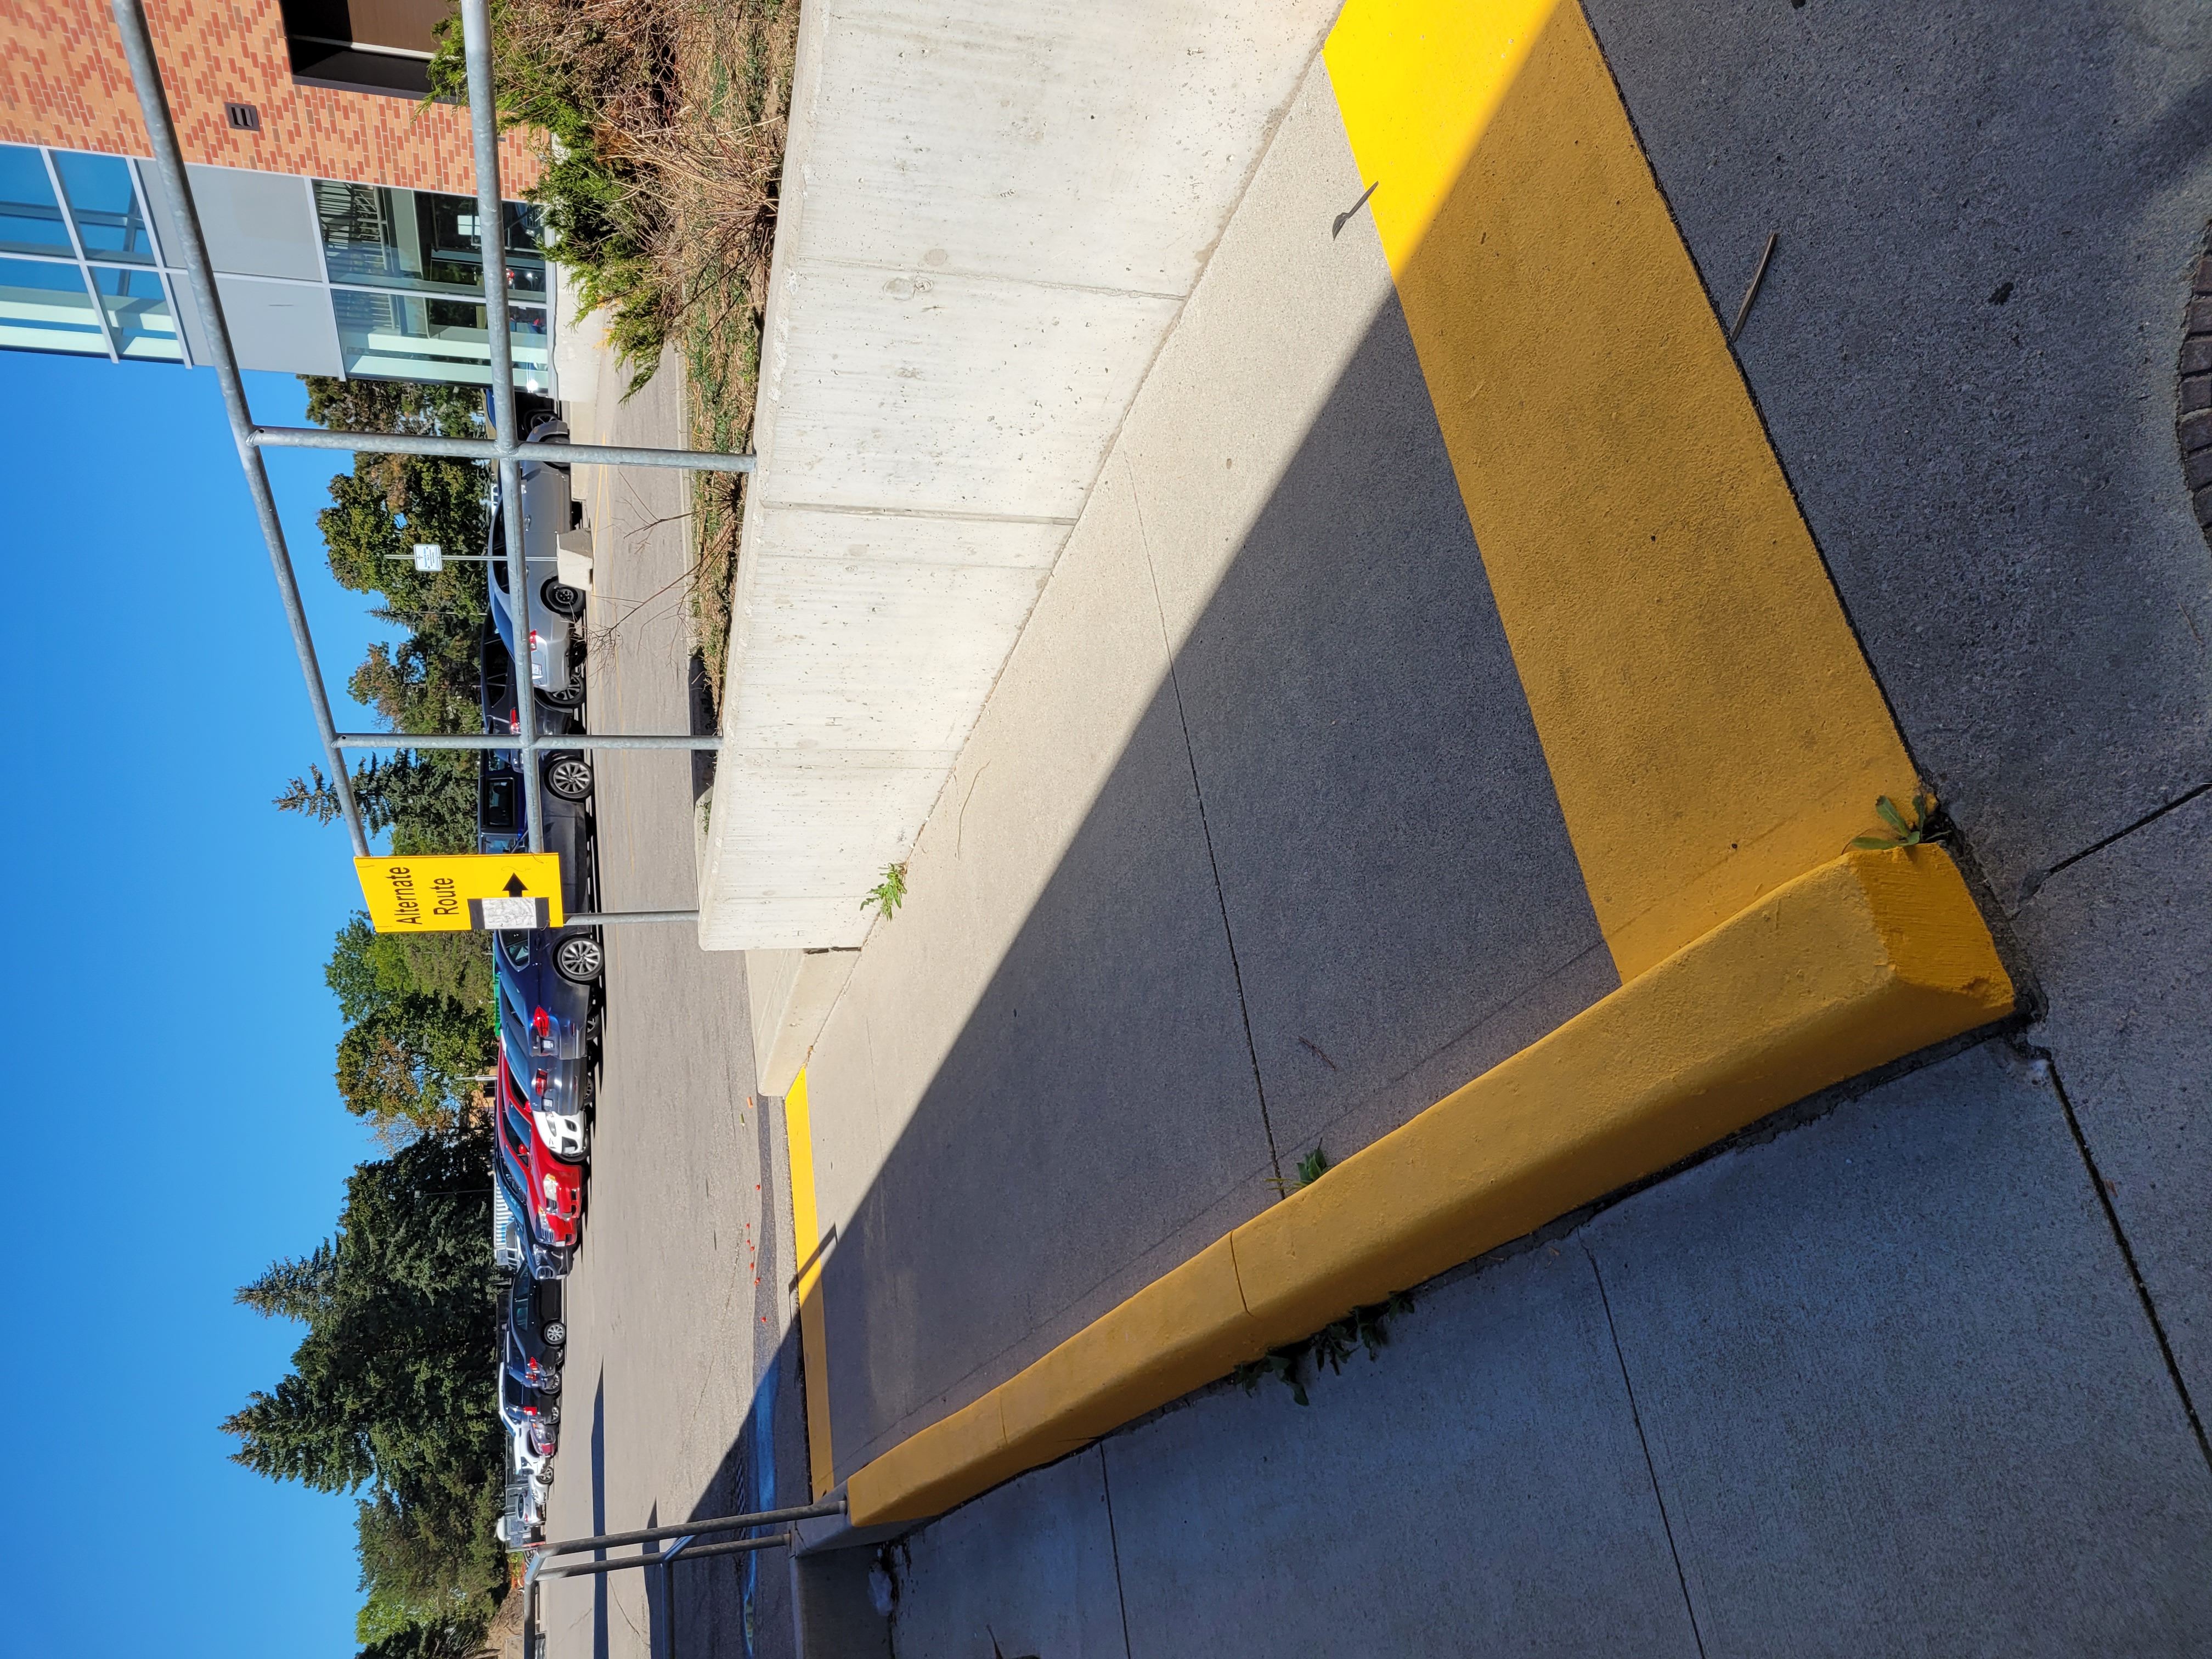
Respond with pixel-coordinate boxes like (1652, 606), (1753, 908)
(538, 356), (808, 1659)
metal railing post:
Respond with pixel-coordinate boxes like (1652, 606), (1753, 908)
(460, 0), (545, 855)
(109, 0), (370, 858)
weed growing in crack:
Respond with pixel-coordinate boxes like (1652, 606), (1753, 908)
(861, 861), (909, 919)
(1852, 792), (1940, 851)
(1233, 1291), (1415, 1407)
(1265, 1144), (1330, 1196)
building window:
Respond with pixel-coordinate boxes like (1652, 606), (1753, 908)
(92, 266), (182, 360)
(52, 151), (157, 264)
(0, 143), (554, 388)
(315, 181), (548, 300)
(0, 145), (75, 257)
(0, 257), (110, 357)
(331, 288), (550, 387)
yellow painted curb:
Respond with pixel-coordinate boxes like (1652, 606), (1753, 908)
(845, 848), (2012, 1526)
(785, 1068), (836, 1499)
(1325, 0), (1920, 980)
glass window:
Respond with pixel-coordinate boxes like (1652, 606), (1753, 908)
(0, 145), (72, 256)
(317, 179), (499, 295)
(54, 153), (154, 264)
(92, 267), (180, 360)
(0, 257), (106, 356)
(502, 201), (547, 299)
(333, 288), (551, 387)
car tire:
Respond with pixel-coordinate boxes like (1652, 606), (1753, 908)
(538, 1368), (561, 1395)
(541, 578), (586, 619)
(554, 933), (603, 984)
(545, 1320), (567, 1347)
(536, 684), (585, 713)
(545, 756), (594, 801)
(545, 1402), (561, 1424)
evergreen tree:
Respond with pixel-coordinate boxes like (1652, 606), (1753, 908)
(225, 1132), (503, 1595)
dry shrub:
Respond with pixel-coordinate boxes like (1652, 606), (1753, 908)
(436, 0), (798, 699)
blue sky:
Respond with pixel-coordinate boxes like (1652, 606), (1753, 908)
(0, 352), (405, 1659)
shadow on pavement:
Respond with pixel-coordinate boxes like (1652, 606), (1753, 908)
(810, 283), (1613, 1476)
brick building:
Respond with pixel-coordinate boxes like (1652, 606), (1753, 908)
(0, 0), (554, 385)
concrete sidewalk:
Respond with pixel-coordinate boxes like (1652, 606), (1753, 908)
(771, 1), (2212, 1651)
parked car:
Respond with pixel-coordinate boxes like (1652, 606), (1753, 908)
(484, 408), (586, 706)
(499, 1359), (560, 1435)
(494, 1153), (570, 1280)
(496, 1053), (583, 1246)
(479, 619), (603, 988)
(496, 974), (589, 1160)
(511, 1415), (554, 1485)
(504, 1272), (566, 1394)
(503, 1321), (560, 1398)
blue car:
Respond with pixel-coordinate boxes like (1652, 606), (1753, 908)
(496, 973), (589, 1161)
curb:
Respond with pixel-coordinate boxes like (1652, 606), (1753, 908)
(846, 845), (2014, 1526)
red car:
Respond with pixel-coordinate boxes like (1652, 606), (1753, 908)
(496, 1050), (583, 1246)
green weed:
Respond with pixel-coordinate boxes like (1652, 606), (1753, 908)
(1851, 792), (1939, 850)
(1265, 1144), (1331, 1195)
(861, 861), (909, 919)
(1233, 1291), (1416, 1407)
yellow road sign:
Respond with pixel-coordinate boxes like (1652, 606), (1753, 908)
(354, 854), (567, 933)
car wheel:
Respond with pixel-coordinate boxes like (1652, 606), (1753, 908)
(546, 1402), (561, 1423)
(536, 684), (585, 713)
(545, 756), (594, 801)
(554, 934), (603, 984)
(545, 1320), (567, 1347)
(541, 578), (586, 619)
(538, 1368), (561, 1395)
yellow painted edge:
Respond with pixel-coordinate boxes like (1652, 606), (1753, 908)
(784, 1067), (836, 1499)
(844, 848), (2011, 1526)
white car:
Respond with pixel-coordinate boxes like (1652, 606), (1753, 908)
(487, 414), (586, 705)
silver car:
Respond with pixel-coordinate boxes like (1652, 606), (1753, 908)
(487, 414), (587, 703)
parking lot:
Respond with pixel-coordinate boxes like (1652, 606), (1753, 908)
(532, 359), (808, 1659)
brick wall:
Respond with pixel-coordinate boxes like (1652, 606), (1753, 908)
(0, 0), (540, 193)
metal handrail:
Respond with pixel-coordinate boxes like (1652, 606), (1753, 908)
(541, 1498), (847, 1558)
(334, 732), (723, 752)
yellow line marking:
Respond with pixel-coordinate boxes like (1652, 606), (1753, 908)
(1325, 0), (1917, 980)
(784, 1068), (836, 1497)
(846, 848), (2013, 1526)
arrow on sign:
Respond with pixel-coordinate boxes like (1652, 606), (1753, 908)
(504, 874), (528, 896)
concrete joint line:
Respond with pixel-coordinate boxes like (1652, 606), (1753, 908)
(844, 847), (2014, 1526)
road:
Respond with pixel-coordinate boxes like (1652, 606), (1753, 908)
(538, 353), (807, 1659)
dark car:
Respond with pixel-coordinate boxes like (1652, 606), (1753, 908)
(496, 969), (590, 1160)
(503, 1321), (559, 1398)
(504, 1273), (566, 1395)
(479, 620), (604, 989)
(498, 1360), (560, 1437)
(494, 1154), (569, 1281)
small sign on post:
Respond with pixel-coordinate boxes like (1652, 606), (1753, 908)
(412, 543), (444, 572)
(354, 854), (566, 933)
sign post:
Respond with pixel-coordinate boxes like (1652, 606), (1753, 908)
(354, 854), (567, 933)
